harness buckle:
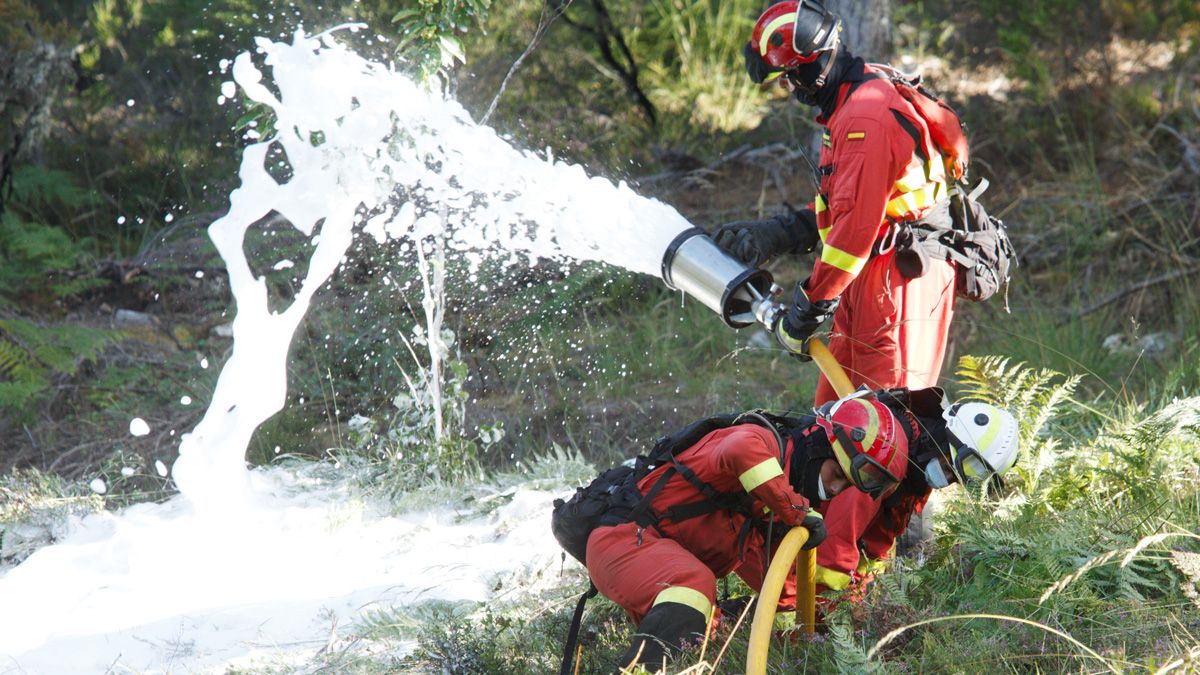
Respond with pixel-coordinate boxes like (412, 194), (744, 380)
(873, 222), (899, 256)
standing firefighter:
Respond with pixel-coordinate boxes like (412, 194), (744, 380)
(716, 0), (1013, 604)
(552, 391), (911, 672)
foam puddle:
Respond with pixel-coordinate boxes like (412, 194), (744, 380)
(0, 26), (694, 672)
(0, 466), (567, 671)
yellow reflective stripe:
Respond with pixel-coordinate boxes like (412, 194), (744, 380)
(739, 458), (785, 493)
(977, 412), (1002, 452)
(858, 399), (880, 456)
(856, 556), (888, 576)
(818, 225), (831, 242)
(886, 181), (946, 219)
(653, 586), (713, 621)
(894, 161), (928, 191)
(822, 133), (832, 149)
(815, 193), (827, 214)
(759, 12), (798, 56)
(885, 192), (919, 218)
(846, 132), (866, 140)
(815, 565), (852, 591)
(820, 243), (868, 274)
(830, 437), (853, 475)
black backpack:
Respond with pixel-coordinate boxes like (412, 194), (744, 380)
(550, 410), (801, 566)
(865, 65), (1017, 307)
(893, 179), (1017, 307)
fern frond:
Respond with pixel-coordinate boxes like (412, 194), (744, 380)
(9, 165), (101, 212)
(954, 355), (1079, 485)
(0, 336), (37, 381)
(826, 619), (876, 674)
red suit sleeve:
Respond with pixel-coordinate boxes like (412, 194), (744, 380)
(806, 114), (915, 302)
(860, 477), (932, 560)
(712, 427), (810, 527)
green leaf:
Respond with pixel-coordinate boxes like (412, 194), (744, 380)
(391, 8), (420, 24)
(234, 111), (261, 133)
(438, 35), (465, 65)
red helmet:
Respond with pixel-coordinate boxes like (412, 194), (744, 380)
(816, 392), (908, 499)
(751, 0), (842, 71)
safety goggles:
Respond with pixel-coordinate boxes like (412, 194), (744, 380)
(945, 428), (1002, 487)
(827, 423), (901, 498)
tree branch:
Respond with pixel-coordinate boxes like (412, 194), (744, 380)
(1071, 265), (1200, 321)
(554, 0), (657, 127)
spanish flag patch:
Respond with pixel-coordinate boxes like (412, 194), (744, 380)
(847, 131), (866, 140)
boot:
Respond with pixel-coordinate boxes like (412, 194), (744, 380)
(615, 602), (707, 673)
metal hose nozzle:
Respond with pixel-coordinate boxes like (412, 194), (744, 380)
(661, 227), (780, 328)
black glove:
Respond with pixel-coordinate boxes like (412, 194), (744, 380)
(717, 595), (755, 622)
(801, 509), (826, 550)
(712, 207), (818, 267)
(743, 41), (782, 85)
(774, 281), (840, 357)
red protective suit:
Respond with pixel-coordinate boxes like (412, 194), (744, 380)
(586, 425), (809, 625)
(804, 64), (956, 594)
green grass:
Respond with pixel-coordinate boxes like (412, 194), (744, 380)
(385, 362), (1200, 674)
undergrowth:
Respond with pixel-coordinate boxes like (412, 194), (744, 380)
(339, 355), (1200, 674)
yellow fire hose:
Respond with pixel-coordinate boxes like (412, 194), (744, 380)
(745, 337), (854, 674)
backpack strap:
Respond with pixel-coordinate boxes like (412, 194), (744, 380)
(559, 583), (599, 675)
(622, 411), (800, 544)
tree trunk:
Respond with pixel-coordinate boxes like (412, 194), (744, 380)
(0, 5), (74, 214)
(829, 0), (892, 61)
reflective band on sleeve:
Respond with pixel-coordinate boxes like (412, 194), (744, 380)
(846, 132), (866, 140)
(653, 586), (713, 621)
(818, 225), (831, 242)
(815, 193), (827, 214)
(814, 565), (853, 591)
(739, 458), (784, 493)
(820, 243), (868, 275)
(822, 133), (832, 149)
(759, 13), (799, 56)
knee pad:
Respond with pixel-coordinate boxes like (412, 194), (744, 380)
(616, 601), (708, 671)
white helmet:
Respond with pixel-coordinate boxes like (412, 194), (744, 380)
(942, 401), (1020, 482)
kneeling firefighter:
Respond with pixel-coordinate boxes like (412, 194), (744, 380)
(811, 390), (1022, 609)
(551, 390), (910, 673)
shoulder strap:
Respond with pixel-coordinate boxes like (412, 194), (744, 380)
(559, 583), (598, 675)
(627, 412), (791, 531)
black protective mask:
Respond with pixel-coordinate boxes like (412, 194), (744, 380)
(788, 51), (864, 117)
(799, 457), (829, 502)
(789, 427), (834, 502)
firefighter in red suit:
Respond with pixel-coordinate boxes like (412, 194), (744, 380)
(586, 394), (908, 670)
(716, 0), (958, 603)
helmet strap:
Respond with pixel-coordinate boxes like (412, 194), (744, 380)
(811, 40), (840, 89)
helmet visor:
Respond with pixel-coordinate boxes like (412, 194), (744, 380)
(946, 429), (1000, 483)
(849, 453), (900, 498)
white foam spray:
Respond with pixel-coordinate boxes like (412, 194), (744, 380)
(172, 26), (693, 511)
(0, 26), (695, 670)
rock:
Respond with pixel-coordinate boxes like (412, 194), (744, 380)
(114, 309), (155, 326)
(1102, 331), (1177, 355)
